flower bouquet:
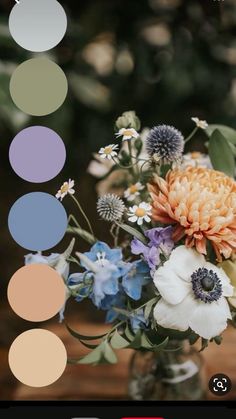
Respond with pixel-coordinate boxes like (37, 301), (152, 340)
(26, 111), (236, 400)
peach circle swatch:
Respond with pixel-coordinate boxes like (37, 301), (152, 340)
(8, 264), (66, 322)
(8, 329), (67, 387)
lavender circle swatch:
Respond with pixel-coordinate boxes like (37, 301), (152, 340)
(8, 192), (68, 251)
(9, 126), (66, 183)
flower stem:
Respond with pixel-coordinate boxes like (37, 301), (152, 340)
(185, 127), (198, 144)
(70, 194), (94, 236)
(68, 214), (81, 228)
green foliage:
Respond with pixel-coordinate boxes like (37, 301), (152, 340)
(208, 129), (235, 177)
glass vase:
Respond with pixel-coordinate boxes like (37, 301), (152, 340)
(128, 340), (206, 400)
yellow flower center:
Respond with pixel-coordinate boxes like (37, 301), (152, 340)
(135, 208), (146, 217)
(129, 184), (138, 194)
(104, 146), (112, 154)
(61, 183), (69, 194)
(123, 129), (133, 136)
(190, 152), (201, 159)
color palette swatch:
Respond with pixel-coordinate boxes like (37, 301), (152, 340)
(9, 329), (67, 387)
(7, 0), (69, 388)
(10, 58), (68, 116)
(8, 192), (68, 251)
(9, 126), (66, 183)
(8, 264), (66, 322)
(9, 0), (67, 52)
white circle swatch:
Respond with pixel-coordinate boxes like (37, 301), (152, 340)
(9, 0), (67, 52)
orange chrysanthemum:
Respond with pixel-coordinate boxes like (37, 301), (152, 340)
(148, 167), (236, 261)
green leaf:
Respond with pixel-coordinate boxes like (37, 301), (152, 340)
(110, 330), (130, 349)
(128, 329), (142, 349)
(66, 324), (107, 341)
(78, 343), (104, 364)
(152, 336), (169, 352)
(200, 338), (209, 352)
(206, 124), (236, 145)
(213, 335), (223, 345)
(144, 297), (158, 320)
(188, 332), (199, 345)
(208, 130), (235, 177)
(124, 324), (135, 342)
(103, 342), (118, 364)
(79, 341), (98, 349)
(155, 326), (192, 340)
(146, 331), (169, 351)
(67, 226), (96, 244)
(141, 333), (153, 349)
(117, 222), (147, 244)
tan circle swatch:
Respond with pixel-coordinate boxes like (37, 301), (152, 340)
(9, 329), (67, 387)
(10, 58), (68, 116)
(8, 264), (66, 322)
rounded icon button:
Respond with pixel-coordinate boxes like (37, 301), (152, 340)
(9, 0), (67, 53)
(208, 373), (232, 396)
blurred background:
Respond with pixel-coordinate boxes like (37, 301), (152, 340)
(0, 0), (236, 400)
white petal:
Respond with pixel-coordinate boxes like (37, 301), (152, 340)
(204, 262), (234, 297)
(168, 246), (205, 281)
(154, 264), (190, 304)
(188, 298), (231, 340)
(137, 217), (144, 225)
(153, 295), (194, 331)
(128, 216), (137, 223)
(144, 215), (151, 223)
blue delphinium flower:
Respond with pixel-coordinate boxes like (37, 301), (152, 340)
(82, 241), (123, 267)
(68, 241), (132, 308)
(130, 309), (149, 332)
(131, 226), (174, 272)
(122, 260), (151, 300)
(25, 239), (75, 280)
(101, 292), (127, 323)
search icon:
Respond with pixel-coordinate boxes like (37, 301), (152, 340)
(209, 374), (232, 396)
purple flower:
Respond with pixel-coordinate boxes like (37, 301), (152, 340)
(131, 226), (174, 271)
(145, 226), (174, 252)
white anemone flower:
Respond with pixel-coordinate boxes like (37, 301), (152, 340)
(153, 246), (233, 340)
(191, 117), (208, 130)
(56, 179), (75, 201)
(115, 127), (139, 141)
(124, 182), (144, 201)
(128, 202), (152, 225)
(98, 144), (119, 160)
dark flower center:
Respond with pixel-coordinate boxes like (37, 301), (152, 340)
(191, 267), (222, 303)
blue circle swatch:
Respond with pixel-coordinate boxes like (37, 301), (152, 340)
(8, 192), (68, 251)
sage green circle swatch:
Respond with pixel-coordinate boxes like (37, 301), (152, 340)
(10, 58), (68, 116)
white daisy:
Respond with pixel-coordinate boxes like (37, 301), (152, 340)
(153, 246), (233, 340)
(98, 144), (119, 160)
(181, 152), (212, 169)
(115, 127), (139, 141)
(191, 117), (208, 130)
(56, 179), (75, 201)
(128, 202), (152, 225)
(124, 182), (144, 201)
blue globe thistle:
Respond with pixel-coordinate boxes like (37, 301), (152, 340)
(97, 194), (125, 222)
(146, 124), (184, 163)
